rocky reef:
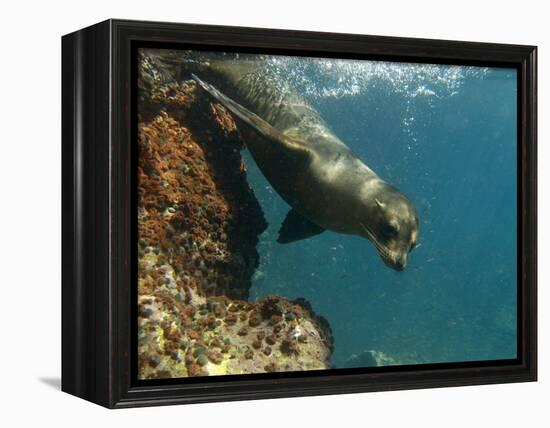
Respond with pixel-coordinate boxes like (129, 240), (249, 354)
(341, 350), (399, 369)
(137, 50), (333, 379)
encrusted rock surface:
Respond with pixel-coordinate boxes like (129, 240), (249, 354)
(137, 50), (333, 379)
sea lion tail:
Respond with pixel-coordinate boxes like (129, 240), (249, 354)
(191, 73), (283, 142)
(191, 73), (314, 161)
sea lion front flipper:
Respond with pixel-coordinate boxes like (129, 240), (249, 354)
(191, 74), (312, 159)
(277, 209), (325, 244)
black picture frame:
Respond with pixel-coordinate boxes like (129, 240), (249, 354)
(62, 19), (537, 408)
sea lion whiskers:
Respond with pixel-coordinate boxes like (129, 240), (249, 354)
(359, 221), (397, 264)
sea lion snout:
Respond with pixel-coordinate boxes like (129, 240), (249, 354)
(383, 252), (408, 272)
(389, 260), (405, 272)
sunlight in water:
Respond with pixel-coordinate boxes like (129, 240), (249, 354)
(259, 56), (490, 149)
(263, 56), (489, 100)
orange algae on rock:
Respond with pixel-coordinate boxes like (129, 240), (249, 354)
(136, 50), (333, 380)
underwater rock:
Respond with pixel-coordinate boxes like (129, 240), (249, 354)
(137, 50), (333, 379)
(137, 290), (333, 378)
(341, 350), (402, 369)
(341, 350), (378, 368)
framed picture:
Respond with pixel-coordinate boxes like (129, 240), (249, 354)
(62, 19), (537, 408)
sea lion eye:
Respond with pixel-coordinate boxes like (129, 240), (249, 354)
(389, 219), (400, 232)
(382, 219), (400, 237)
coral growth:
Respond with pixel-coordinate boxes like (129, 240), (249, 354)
(138, 290), (333, 378)
(137, 49), (333, 379)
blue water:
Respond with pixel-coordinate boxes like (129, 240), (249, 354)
(245, 58), (517, 368)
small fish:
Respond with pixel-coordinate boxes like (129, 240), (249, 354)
(427, 257), (435, 262)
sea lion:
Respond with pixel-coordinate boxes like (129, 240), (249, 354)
(184, 56), (418, 271)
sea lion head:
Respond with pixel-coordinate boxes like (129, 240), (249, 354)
(358, 183), (419, 271)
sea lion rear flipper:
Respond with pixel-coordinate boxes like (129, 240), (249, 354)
(277, 209), (325, 244)
(191, 73), (312, 159)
